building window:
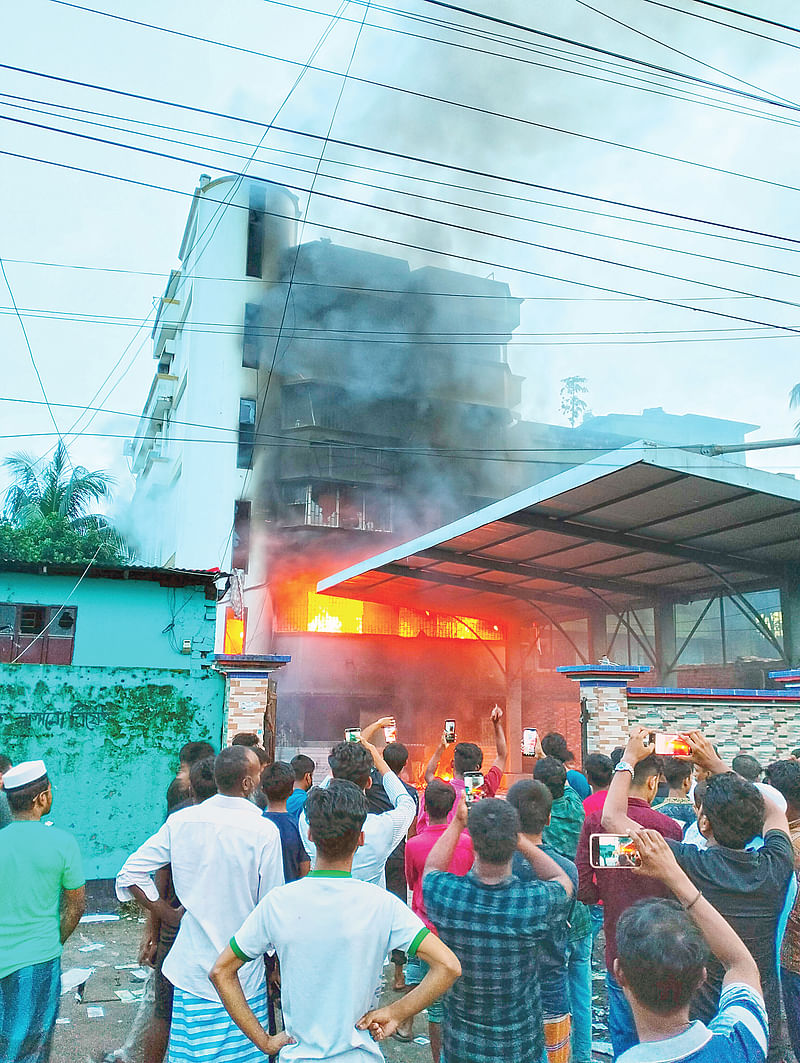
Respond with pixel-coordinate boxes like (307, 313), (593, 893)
(242, 303), (261, 369)
(0, 604), (77, 664)
(232, 499), (252, 572)
(237, 398), (257, 469)
(224, 607), (246, 654)
(246, 186), (266, 278)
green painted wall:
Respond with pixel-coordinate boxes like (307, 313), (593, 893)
(0, 663), (226, 879)
(1, 573), (216, 668)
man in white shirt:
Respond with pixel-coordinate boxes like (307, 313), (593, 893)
(116, 746), (284, 1063)
(299, 728), (417, 886)
(211, 779), (461, 1061)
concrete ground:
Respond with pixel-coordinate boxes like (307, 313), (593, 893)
(52, 909), (611, 1063)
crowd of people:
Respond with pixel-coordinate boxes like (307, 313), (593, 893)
(2, 715), (800, 1063)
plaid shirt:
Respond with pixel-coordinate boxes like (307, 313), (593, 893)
(423, 869), (570, 1063)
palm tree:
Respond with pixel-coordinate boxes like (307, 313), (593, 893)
(2, 442), (130, 560)
(792, 384), (800, 432)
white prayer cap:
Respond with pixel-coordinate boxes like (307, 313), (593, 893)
(2, 760), (48, 791)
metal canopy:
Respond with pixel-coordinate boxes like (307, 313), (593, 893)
(317, 443), (800, 623)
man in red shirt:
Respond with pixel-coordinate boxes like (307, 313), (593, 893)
(405, 780), (473, 1060)
(581, 752), (614, 817)
(417, 707), (508, 832)
(576, 750), (682, 1058)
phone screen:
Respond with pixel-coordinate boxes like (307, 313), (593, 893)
(651, 733), (691, 757)
(522, 728), (538, 756)
(589, 833), (641, 869)
(463, 772), (484, 804)
(344, 727), (362, 743)
(383, 724), (397, 743)
(444, 720), (456, 743)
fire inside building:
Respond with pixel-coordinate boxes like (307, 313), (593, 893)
(128, 175), (793, 777)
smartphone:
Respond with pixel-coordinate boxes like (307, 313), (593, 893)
(444, 719), (456, 744)
(463, 771), (484, 805)
(344, 727), (362, 743)
(650, 732), (691, 757)
(589, 833), (641, 869)
(383, 723), (397, 743)
(522, 727), (538, 756)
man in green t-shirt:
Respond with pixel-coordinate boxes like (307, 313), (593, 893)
(0, 759), (85, 1063)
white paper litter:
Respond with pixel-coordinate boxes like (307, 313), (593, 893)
(87, 1006), (105, 1018)
(80, 913), (120, 924)
(60, 968), (93, 996)
(79, 943), (105, 953)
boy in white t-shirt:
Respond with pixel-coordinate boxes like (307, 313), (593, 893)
(210, 780), (461, 1061)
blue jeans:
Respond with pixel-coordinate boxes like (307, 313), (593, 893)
(566, 930), (593, 1062)
(605, 971), (638, 1059)
(781, 967), (800, 1060)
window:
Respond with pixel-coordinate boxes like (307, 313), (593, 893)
(245, 186), (266, 278)
(237, 398), (257, 469)
(232, 499), (252, 572)
(242, 303), (261, 369)
(0, 604), (77, 664)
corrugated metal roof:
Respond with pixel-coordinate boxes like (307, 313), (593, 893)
(317, 442), (800, 623)
(0, 561), (227, 587)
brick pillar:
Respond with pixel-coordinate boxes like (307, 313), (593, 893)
(212, 654), (291, 749)
(557, 664), (652, 755)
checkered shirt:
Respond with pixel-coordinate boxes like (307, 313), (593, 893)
(423, 869), (570, 1063)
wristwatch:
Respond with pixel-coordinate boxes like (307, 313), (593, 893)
(614, 760), (635, 776)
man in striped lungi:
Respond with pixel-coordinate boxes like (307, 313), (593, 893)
(116, 746), (286, 1062)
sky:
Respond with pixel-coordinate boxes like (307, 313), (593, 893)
(1, 0), (800, 517)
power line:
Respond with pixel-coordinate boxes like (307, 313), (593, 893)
(649, 0), (800, 35)
(4, 145), (800, 337)
(8, 93), (800, 268)
(5, 62), (799, 250)
(637, 0), (800, 50)
(6, 113), (800, 314)
(23, 8), (800, 193)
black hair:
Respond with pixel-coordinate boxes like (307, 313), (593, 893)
(261, 761), (295, 801)
(328, 742), (373, 790)
(383, 742), (409, 774)
(584, 752), (613, 789)
(214, 746), (257, 794)
(632, 754), (662, 787)
(250, 745), (269, 766)
(0, 753), (12, 775)
(424, 779), (457, 822)
(179, 741), (216, 766)
(732, 754), (762, 783)
(610, 746), (625, 767)
(189, 756), (217, 803)
(453, 742), (483, 775)
(662, 759), (693, 788)
(792, 748), (800, 759)
(6, 774), (50, 813)
(468, 797), (520, 864)
(541, 732), (570, 763)
(291, 754), (315, 781)
(507, 779), (552, 834)
(231, 732), (261, 749)
(306, 780), (367, 860)
(765, 760), (800, 809)
(534, 756), (567, 800)
(617, 898), (708, 1014)
(693, 779), (708, 809)
(166, 777), (189, 812)
(701, 772), (764, 849)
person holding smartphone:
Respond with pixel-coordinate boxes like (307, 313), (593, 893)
(613, 828), (767, 1063)
(418, 707), (508, 832)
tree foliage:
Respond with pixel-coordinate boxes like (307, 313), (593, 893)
(560, 375), (591, 428)
(1, 443), (131, 564)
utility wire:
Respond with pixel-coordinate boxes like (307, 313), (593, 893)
(8, 92), (800, 264)
(3, 145), (799, 336)
(5, 114), (800, 312)
(5, 98), (800, 285)
(645, 0), (800, 35)
(637, 0), (800, 50)
(21, 11), (800, 192)
(5, 62), (799, 248)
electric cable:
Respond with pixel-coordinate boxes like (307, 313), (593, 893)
(639, 0), (800, 38)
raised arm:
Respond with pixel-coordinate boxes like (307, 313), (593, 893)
(517, 834), (573, 897)
(361, 716), (396, 745)
(601, 727), (652, 835)
(361, 737), (416, 847)
(490, 705), (508, 774)
(632, 828), (760, 993)
(424, 734), (447, 784)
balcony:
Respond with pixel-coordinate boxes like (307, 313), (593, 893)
(125, 373), (177, 474)
(281, 483), (392, 532)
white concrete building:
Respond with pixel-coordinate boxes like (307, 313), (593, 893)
(126, 174), (298, 570)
